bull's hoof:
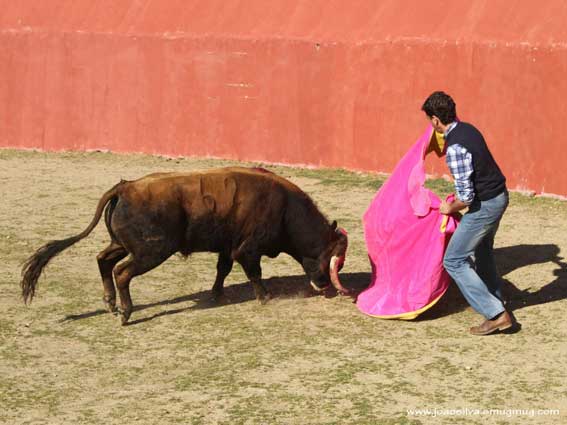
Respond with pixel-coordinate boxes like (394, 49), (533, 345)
(118, 308), (132, 326)
(103, 297), (117, 313)
(210, 291), (227, 304)
(257, 292), (272, 305)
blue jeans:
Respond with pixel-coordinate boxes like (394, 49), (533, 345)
(443, 191), (509, 319)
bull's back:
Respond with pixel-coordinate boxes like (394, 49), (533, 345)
(115, 168), (303, 254)
(176, 168), (293, 226)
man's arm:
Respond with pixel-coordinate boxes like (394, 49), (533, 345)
(441, 144), (475, 214)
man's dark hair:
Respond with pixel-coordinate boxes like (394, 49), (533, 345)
(421, 91), (457, 125)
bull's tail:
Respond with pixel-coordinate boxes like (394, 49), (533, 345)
(21, 181), (125, 304)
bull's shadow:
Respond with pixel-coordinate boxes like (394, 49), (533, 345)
(61, 243), (566, 325)
(61, 272), (372, 326)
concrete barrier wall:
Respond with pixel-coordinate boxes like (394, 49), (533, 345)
(1, 0), (566, 195)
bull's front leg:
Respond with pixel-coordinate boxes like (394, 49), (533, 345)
(211, 251), (233, 302)
(237, 254), (271, 304)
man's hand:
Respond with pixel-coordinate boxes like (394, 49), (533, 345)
(439, 200), (452, 215)
(440, 197), (468, 215)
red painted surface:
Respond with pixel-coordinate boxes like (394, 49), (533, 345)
(1, 1), (566, 195)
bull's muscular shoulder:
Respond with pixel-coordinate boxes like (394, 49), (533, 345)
(219, 167), (305, 194)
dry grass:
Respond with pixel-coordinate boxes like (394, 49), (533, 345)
(1, 149), (566, 425)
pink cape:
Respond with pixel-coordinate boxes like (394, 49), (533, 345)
(356, 126), (459, 319)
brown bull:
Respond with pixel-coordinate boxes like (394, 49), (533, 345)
(21, 167), (350, 324)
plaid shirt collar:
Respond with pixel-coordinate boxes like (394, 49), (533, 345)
(443, 121), (458, 139)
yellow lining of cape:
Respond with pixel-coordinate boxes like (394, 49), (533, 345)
(440, 214), (449, 233)
(362, 289), (447, 320)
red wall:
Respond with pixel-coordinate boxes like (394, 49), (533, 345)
(1, 0), (566, 196)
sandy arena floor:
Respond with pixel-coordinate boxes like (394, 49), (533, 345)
(1, 149), (566, 425)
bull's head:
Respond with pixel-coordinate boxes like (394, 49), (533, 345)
(303, 221), (350, 295)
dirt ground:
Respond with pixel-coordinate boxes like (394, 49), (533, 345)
(1, 149), (566, 425)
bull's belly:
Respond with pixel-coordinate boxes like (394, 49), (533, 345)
(181, 221), (234, 255)
(181, 238), (227, 255)
(181, 233), (287, 260)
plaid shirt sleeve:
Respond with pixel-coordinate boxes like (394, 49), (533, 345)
(445, 144), (475, 204)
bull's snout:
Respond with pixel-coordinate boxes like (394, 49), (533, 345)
(310, 281), (330, 292)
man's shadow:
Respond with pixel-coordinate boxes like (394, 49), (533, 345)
(419, 243), (567, 320)
(496, 244), (567, 311)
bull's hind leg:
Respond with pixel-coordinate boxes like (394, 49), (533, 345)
(113, 252), (172, 325)
(97, 242), (128, 312)
(211, 251), (233, 302)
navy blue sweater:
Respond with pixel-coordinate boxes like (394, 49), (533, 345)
(445, 122), (506, 201)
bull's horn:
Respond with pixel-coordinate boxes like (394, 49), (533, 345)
(329, 256), (349, 295)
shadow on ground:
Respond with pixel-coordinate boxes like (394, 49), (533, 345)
(60, 244), (566, 325)
(420, 244), (567, 321)
(60, 272), (371, 325)
(496, 244), (567, 312)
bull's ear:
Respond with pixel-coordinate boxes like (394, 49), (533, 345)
(331, 220), (337, 230)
